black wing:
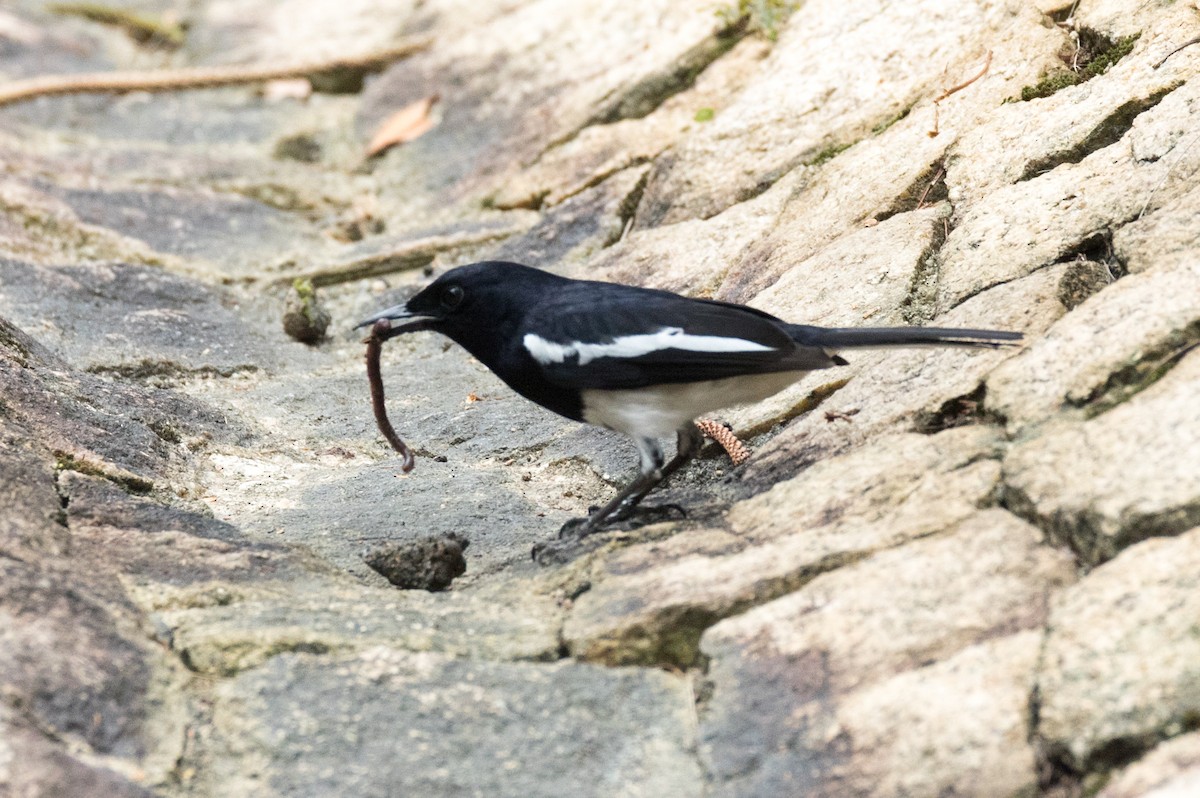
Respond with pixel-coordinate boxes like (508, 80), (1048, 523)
(522, 282), (838, 390)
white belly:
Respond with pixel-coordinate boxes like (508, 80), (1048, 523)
(581, 371), (805, 440)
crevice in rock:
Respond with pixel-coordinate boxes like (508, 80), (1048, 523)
(602, 168), (652, 249)
(1034, 740), (1085, 798)
(571, 524), (970, 670)
(586, 18), (749, 127)
(1027, 609), (1083, 798)
(1070, 319), (1200, 417)
(1045, 3), (1077, 25)
(730, 161), (795, 208)
(561, 554), (861, 669)
(876, 158), (949, 224)
(911, 383), (1001, 434)
(177, 640), (336, 677)
(52, 468), (71, 527)
(899, 209), (953, 325)
(292, 220), (536, 288)
(635, 146), (801, 232)
(802, 139), (856, 168)
(523, 155), (655, 215)
(1018, 84), (1179, 181)
(997, 479), (1200, 568)
(997, 482), (1100, 566)
(86, 360), (260, 382)
(53, 450), (154, 495)
(162, 682), (218, 795)
(737, 378), (851, 444)
(944, 225), (1129, 314)
(1061, 228), (1123, 274)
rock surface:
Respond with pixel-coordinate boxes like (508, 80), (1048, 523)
(1037, 527), (1200, 774)
(2, 0), (1198, 795)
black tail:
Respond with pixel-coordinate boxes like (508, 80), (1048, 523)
(787, 324), (1023, 350)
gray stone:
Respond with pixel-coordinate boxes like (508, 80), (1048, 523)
(158, 578), (562, 675)
(577, 163), (794, 297)
(4, 0), (1200, 793)
(936, 76), (1200, 312)
(490, 166), (649, 271)
(360, 0), (734, 220)
(0, 312), (232, 489)
(945, 10), (1191, 207)
(563, 428), (1007, 667)
(1097, 731), (1200, 798)
(987, 259), (1200, 430)
(489, 34), (772, 213)
(1002, 349), (1200, 564)
(1114, 181), (1200, 275)
(694, 510), (1073, 795)
(1037, 527), (1200, 772)
(0, 258), (300, 378)
(637, 0), (1059, 232)
(0, 716), (156, 798)
(701, 509), (1074, 697)
(208, 648), (703, 798)
(35, 182), (330, 275)
(744, 264), (1068, 484)
(184, 336), (599, 578)
(702, 630), (1044, 798)
(192, 0), (419, 66)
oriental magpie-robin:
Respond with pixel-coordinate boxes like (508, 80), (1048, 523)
(358, 261), (1021, 538)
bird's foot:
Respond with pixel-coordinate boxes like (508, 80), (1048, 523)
(556, 516), (593, 539)
(611, 502), (687, 527)
(533, 504), (688, 565)
(531, 537), (588, 566)
(556, 503), (686, 540)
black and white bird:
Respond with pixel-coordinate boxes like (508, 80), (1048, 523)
(358, 261), (1021, 538)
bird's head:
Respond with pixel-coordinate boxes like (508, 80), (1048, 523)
(356, 261), (559, 345)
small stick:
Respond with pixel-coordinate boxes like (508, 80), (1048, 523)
(915, 167), (945, 209)
(365, 320), (415, 472)
(0, 36), (431, 108)
(694, 418), (751, 466)
(928, 50), (992, 137)
(932, 50), (993, 104)
(1153, 37), (1200, 70)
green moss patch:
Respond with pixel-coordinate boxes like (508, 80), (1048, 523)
(1019, 30), (1140, 102)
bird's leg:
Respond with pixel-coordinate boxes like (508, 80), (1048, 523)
(617, 424), (704, 516)
(561, 437), (664, 539)
(560, 427), (704, 539)
(565, 472), (664, 539)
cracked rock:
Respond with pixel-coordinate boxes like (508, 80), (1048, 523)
(208, 648), (703, 797)
(1002, 348), (1200, 565)
(1037, 527), (1200, 773)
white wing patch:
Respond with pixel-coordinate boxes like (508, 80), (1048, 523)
(523, 327), (775, 366)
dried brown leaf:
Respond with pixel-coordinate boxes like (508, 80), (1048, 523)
(366, 94), (439, 157)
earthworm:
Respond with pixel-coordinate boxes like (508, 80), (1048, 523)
(365, 320), (415, 472)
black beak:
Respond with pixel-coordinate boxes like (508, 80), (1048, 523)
(355, 303), (436, 338)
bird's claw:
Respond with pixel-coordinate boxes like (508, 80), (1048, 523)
(612, 503), (687, 525)
(555, 503), (687, 541)
(557, 516), (594, 539)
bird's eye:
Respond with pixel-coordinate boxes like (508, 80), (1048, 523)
(440, 284), (464, 309)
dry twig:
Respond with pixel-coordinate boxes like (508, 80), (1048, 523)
(928, 50), (992, 136)
(1153, 36), (1200, 69)
(915, 167), (945, 209)
(0, 36), (430, 108)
